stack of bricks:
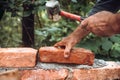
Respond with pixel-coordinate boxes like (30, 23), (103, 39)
(0, 47), (120, 80)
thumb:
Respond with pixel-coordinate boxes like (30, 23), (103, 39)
(81, 19), (88, 30)
(64, 44), (72, 58)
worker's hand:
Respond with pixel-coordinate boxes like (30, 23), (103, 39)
(81, 11), (120, 37)
(54, 36), (77, 58)
(54, 25), (90, 58)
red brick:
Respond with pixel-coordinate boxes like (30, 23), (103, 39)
(21, 69), (68, 80)
(0, 69), (21, 80)
(72, 62), (120, 80)
(39, 47), (95, 65)
(0, 48), (37, 67)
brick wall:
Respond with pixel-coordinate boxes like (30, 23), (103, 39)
(0, 47), (120, 80)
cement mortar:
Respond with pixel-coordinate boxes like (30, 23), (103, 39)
(0, 59), (120, 73)
(35, 59), (108, 70)
(1, 59), (120, 72)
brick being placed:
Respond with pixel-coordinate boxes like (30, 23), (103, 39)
(39, 46), (95, 65)
(0, 48), (37, 67)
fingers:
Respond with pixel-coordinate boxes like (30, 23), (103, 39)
(64, 44), (72, 58)
(54, 41), (66, 49)
(54, 37), (68, 48)
(54, 42), (60, 47)
(81, 19), (88, 30)
(54, 41), (72, 58)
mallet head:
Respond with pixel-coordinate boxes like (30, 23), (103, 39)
(46, 0), (61, 21)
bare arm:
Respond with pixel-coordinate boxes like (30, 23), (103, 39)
(54, 11), (120, 58)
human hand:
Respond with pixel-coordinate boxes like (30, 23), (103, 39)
(54, 36), (77, 58)
(81, 11), (120, 37)
(54, 25), (90, 58)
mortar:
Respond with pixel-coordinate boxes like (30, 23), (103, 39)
(0, 59), (109, 72)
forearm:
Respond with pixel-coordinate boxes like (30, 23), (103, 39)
(115, 13), (120, 33)
(69, 25), (90, 43)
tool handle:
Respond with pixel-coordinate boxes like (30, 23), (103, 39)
(60, 10), (84, 21)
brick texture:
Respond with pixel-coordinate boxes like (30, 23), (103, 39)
(0, 69), (21, 80)
(72, 62), (120, 80)
(0, 48), (37, 67)
(39, 47), (95, 65)
(0, 47), (120, 80)
(21, 69), (68, 80)
(20, 62), (120, 80)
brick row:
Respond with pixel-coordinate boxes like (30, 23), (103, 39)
(20, 62), (120, 80)
(0, 47), (95, 67)
(0, 62), (120, 80)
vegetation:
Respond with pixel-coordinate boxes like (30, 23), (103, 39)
(0, 0), (120, 61)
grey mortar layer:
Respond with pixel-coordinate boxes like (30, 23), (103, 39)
(0, 59), (120, 72)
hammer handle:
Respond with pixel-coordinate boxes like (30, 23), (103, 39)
(60, 11), (84, 21)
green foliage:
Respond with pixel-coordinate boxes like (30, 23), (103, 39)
(111, 43), (120, 59)
(0, 13), (22, 47)
(35, 19), (78, 47)
(1, 0), (46, 17)
(78, 34), (120, 61)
